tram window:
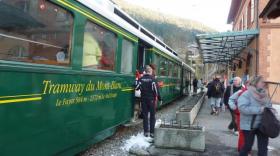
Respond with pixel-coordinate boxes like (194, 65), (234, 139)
(168, 62), (173, 77)
(178, 67), (181, 78)
(159, 58), (167, 76)
(121, 39), (134, 74)
(83, 22), (117, 71)
(0, 0), (73, 66)
(173, 65), (178, 78)
(152, 54), (159, 67)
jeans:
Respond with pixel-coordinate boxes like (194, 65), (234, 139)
(228, 108), (238, 131)
(239, 129), (269, 156)
(210, 97), (221, 108)
(141, 98), (156, 134)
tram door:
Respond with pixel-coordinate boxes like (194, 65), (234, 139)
(137, 44), (145, 70)
(137, 40), (151, 71)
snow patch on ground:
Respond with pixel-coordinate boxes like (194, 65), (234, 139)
(268, 146), (275, 151)
(155, 119), (162, 128)
(121, 133), (152, 152)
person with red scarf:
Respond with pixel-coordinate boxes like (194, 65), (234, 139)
(229, 86), (248, 152)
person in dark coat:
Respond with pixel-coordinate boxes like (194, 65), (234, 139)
(224, 77), (243, 135)
(208, 75), (225, 115)
(185, 78), (190, 94)
(136, 65), (161, 138)
(193, 78), (198, 94)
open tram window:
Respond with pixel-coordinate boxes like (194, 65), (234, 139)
(82, 21), (117, 71)
(0, 0), (73, 66)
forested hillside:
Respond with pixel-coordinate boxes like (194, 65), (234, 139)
(113, 0), (216, 62)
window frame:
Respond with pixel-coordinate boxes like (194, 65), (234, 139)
(120, 37), (135, 74)
(82, 20), (118, 72)
(0, 0), (74, 68)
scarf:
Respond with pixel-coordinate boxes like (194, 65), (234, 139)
(248, 86), (269, 105)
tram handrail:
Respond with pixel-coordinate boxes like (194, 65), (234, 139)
(0, 32), (63, 49)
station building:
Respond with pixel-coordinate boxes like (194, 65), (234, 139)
(196, 0), (280, 103)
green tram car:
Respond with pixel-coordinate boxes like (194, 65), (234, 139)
(0, 0), (195, 155)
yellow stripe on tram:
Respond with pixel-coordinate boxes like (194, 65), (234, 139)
(0, 97), (42, 105)
(122, 88), (134, 92)
(0, 93), (42, 99)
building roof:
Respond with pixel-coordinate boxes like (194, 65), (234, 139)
(260, 0), (280, 19)
(196, 29), (259, 64)
(227, 0), (242, 24)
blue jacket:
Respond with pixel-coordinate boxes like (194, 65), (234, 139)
(237, 90), (271, 130)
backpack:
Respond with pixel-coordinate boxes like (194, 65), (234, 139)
(259, 108), (280, 138)
(212, 81), (223, 96)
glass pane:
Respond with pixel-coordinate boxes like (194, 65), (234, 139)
(173, 65), (178, 77)
(121, 39), (133, 74)
(159, 58), (167, 76)
(168, 62), (173, 77)
(83, 21), (117, 71)
(0, 0), (73, 66)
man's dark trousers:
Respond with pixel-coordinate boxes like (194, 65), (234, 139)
(141, 98), (155, 134)
(228, 108), (238, 131)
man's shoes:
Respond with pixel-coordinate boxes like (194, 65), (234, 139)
(210, 107), (216, 115)
(150, 133), (154, 138)
(144, 133), (149, 137)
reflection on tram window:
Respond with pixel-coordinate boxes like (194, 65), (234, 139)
(83, 21), (117, 71)
(0, 0), (73, 66)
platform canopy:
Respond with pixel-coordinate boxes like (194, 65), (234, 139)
(196, 29), (259, 64)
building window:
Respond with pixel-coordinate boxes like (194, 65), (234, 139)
(247, 1), (251, 26)
(121, 39), (134, 74)
(244, 8), (248, 29)
(251, 0), (255, 23)
(83, 21), (117, 71)
(0, 0), (73, 66)
(241, 16), (244, 31)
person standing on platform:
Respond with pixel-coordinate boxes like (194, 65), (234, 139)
(193, 78), (198, 95)
(238, 76), (270, 156)
(185, 78), (190, 95)
(208, 75), (225, 115)
(136, 65), (161, 138)
(224, 77), (243, 135)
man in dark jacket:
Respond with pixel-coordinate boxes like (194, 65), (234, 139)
(136, 65), (161, 138)
(193, 78), (198, 94)
(185, 78), (190, 95)
(224, 77), (243, 135)
(208, 75), (225, 115)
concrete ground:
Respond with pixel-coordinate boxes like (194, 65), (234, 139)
(149, 98), (280, 156)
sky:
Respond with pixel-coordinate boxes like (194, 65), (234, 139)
(122, 0), (232, 32)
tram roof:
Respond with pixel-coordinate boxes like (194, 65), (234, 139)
(195, 29), (259, 64)
(76, 0), (194, 72)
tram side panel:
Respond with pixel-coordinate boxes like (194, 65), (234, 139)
(146, 49), (182, 108)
